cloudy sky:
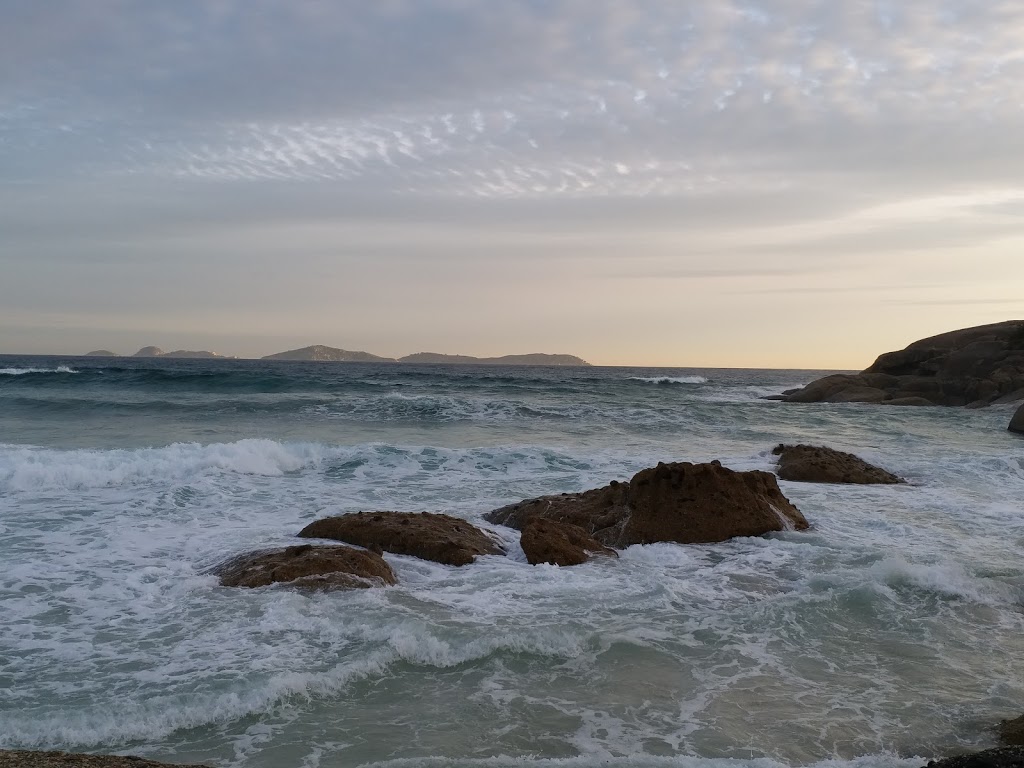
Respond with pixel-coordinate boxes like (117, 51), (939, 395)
(2, 1), (1023, 367)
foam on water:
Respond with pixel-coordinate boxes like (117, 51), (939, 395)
(0, 365), (78, 375)
(2, 359), (1024, 766)
(628, 376), (710, 385)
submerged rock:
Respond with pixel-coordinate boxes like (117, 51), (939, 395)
(772, 444), (904, 484)
(921, 746), (1024, 768)
(298, 511), (504, 566)
(520, 518), (618, 566)
(778, 320), (1024, 407)
(1010, 403), (1024, 434)
(486, 461), (808, 547)
(215, 544), (396, 589)
(0, 751), (213, 767)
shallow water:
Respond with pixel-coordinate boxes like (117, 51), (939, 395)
(1, 356), (1022, 767)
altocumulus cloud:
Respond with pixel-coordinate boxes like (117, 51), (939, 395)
(3, 0), (1024, 198)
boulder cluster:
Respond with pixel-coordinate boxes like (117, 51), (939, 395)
(210, 446), (904, 589)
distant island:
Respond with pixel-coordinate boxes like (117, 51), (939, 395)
(85, 347), (236, 359)
(81, 344), (590, 366)
(261, 345), (589, 365)
(261, 345), (393, 363)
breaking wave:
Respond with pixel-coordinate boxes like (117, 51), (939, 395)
(628, 376), (709, 385)
(0, 366), (78, 375)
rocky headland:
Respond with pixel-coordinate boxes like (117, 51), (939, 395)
(775, 320), (1024, 408)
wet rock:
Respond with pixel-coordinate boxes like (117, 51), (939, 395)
(215, 543), (396, 589)
(778, 320), (1024, 407)
(887, 397), (937, 407)
(520, 518), (618, 566)
(1000, 714), (1024, 746)
(298, 511), (504, 566)
(1009, 403), (1024, 434)
(772, 444), (904, 485)
(0, 751), (213, 767)
(921, 746), (1024, 768)
(486, 461), (808, 547)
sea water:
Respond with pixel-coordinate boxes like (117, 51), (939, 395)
(1, 356), (1022, 768)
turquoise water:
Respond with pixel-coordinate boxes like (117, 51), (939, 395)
(1, 356), (1022, 767)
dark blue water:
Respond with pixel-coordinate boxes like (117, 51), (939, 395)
(0, 354), (833, 449)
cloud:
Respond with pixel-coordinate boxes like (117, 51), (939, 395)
(3, 1), (1024, 362)
(3, 0), (1024, 196)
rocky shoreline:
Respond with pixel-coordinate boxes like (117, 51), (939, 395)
(772, 321), (1024, 409)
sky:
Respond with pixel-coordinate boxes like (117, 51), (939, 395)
(2, 1), (1023, 368)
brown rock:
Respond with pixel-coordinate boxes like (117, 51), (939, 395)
(215, 544), (396, 589)
(779, 320), (1024, 407)
(1010, 403), (1024, 435)
(0, 751), (213, 767)
(298, 512), (504, 566)
(520, 518), (618, 566)
(1000, 714), (1024, 746)
(485, 481), (631, 541)
(486, 462), (808, 547)
(772, 444), (903, 485)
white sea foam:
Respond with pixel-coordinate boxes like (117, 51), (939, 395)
(628, 375), (709, 385)
(867, 556), (1015, 606)
(0, 365), (78, 375)
(3, 365), (1024, 765)
(0, 439), (328, 491)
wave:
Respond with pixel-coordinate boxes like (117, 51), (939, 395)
(0, 439), (632, 493)
(628, 376), (709, 385)
(0, 439), (326, 491)
(0, 366), (78, 375)
(0, 622), (590, 749)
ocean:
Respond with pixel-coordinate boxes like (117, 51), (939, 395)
(1, 355), (1022, 768)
